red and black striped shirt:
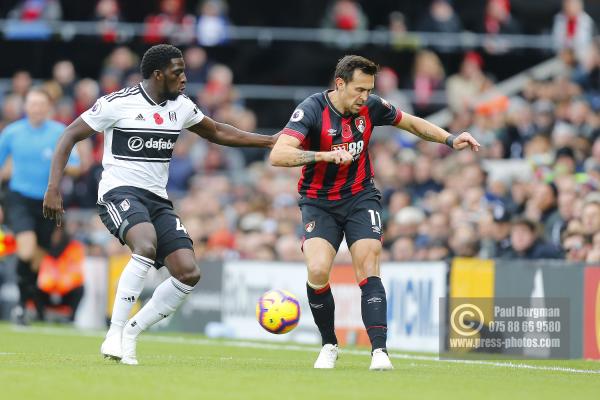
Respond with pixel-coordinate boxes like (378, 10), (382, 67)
(282, 91), (402, 200)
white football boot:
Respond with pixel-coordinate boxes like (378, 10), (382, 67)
(100, 332), (123, 361)
(120, 334), (139, 365)
(313, 344), (339, 369)
(369, 348), (394, 371)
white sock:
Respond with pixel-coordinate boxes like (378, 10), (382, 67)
(106, 254), (153, 337)
(124, 277), (194, 338)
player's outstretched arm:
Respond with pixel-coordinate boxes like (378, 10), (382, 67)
(188, 116), (276, 148)
(270, 134), (353, 167)
(43, 117), (96, 226)
(396, 113), (480, 152)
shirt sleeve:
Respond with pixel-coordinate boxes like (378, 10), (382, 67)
(368, 94), (403, 127)
(80, 96), (118, 132)
(282, 97), (318, 141)
(0, 126), (14, 166)
(182, 98), (205, 129)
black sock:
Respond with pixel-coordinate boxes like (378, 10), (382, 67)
(359, 276), (388, 352)
(307, 282), (337, 346)
(16, 258), (35, 308)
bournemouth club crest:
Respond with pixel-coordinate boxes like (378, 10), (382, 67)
(305, 221), (316, 233)
(354, 116), (366, 133)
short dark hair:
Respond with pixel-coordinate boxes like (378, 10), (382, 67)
(140, 44), (183, 79)
(511, 217), (539, 234)
(334, 55), (379, 83)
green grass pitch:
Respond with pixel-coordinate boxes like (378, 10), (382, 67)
(0, 323), (599, 400)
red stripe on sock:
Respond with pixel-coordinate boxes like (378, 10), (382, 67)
(366, 325), (387, 330)
(359, 278), (368, 287)
(314, 283), (330, 295)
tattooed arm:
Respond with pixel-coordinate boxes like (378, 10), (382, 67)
(270, 133), (352, 167)
(395, 113), (481, 151)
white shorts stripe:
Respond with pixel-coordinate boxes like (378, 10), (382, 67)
(107, 201), (122, 224)
(98, 199), (121, 229)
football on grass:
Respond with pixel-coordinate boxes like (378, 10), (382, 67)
(256, 289), (300, 334)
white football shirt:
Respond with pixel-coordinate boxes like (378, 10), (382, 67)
(81, 83), (204, 199)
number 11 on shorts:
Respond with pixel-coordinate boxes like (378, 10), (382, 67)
(368, 209), (381, 228)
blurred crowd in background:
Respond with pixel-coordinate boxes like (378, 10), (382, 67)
(0, 0), (599, 271)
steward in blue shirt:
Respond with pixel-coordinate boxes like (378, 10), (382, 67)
(0, 88), (79, 324)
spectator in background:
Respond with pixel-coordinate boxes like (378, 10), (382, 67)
(8, 71), (33, 99)
(6, 0), (62, 40)
(144, 0), (196, 45)
(573, 40), (600, 108)
(525, 182), (560, 241)
(36, 227), (85, 322)
(562, 230), (591, 262)
(101, 47), (139, 85)
(587, 231), (600, 262)
(196, 0), (229, 47)
(446, 51), (489, 113)
(184, 46), (212, 84)
(412, 155), (443, 200)
(196, 64), (238, 117)
(480, 0), (521, 54)
(0, 94), (24, 131)
(275, 234), (304, 262)
(581, 199), (600, 236)
(529, 99), (555, 136)
(373, 67), (413, 144)
(448, 223), (480, 257)
(390, 236), (416, 261)
(417, 0), (462, 52)
(73, 79), (100, 117)
(321, 0), (368, 48)
(388, 11), (419, 51)
(504, 218), (562, 259)
(167, 133), (196, 197)
(500, 98), (535, 159)
(52, 60), (77, 98)
(94, 0), (121, 43)
(418, 0), (462, 34)
(553, 0), (595, 66)
(407, 49), (445, 116)
(482, 206), (512, 258)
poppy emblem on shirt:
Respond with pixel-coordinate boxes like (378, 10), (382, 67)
(354, 116), (366, 133)
(153, 113), (164, 125)
(341, 123), (353, 139)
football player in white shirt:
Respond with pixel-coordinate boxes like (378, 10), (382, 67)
(43, 44), (276, 365)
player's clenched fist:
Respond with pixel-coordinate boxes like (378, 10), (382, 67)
(324, 149), (353, 165)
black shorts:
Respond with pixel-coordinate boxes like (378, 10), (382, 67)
(5, 191), (55, 250)
(97, 186), (193, 268)
(299, 188), (383, 251)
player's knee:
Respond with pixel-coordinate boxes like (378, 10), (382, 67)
(307, 264), (330, 285)
(132, 241), (157, 260)
(175, 263), (201, 286)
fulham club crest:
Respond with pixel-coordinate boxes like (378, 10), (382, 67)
(354, 116), (366, 133)
(169, 111), (177, 122)
(305, 221), (316, 233)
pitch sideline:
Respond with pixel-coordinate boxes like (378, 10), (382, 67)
(10, 325), (600, 375)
